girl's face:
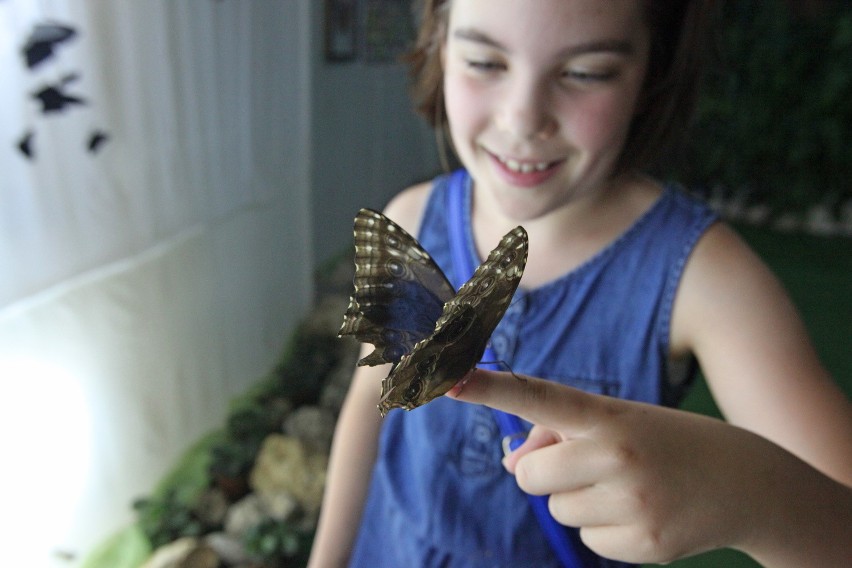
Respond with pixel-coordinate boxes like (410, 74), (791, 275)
(442, 0), (651, 222)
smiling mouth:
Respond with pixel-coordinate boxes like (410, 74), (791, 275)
(492, 153), (560, 174)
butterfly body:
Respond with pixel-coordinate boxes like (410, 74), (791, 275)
(339, 208), (527, 416)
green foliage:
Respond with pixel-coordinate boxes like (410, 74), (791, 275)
(108, 242), (356, 566)
(272, 324), (345, 406)
(672, 0), (852, 213)
(150, 432), (219, 500)
(243, 519), (313, 567)
(215, 401), (288, 460)
(127, 297), (347, 562)
(133, 489), (208, 549)
(208, 435), (260, 480)
(128, 434), (221, 551)
(79, 526), (151, 568)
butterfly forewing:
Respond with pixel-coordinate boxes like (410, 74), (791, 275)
(435, 225), (527, 345)
(378, 225), (528, 416)
(338, 209), (456, 367)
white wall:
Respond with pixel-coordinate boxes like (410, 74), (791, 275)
(0, 1), (313, 566)
(0, 2), (438, 566)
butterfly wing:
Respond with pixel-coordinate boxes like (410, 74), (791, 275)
(378, 225), (528, 416)
(338, 208), (456, 367)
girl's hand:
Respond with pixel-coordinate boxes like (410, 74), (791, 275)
(447, 369), (852, 566)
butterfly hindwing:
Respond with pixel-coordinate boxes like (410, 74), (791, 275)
(338, 208), (456, 367)
(377, 225), (528, 415)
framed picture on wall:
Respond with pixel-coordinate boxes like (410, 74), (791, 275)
(363, 0), (416, 64)
(325, 0), (358, 61)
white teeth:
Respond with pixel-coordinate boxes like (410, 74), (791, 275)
(500, 156), (551, 173)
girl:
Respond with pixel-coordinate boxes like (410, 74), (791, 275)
(309, 1), (852, 566)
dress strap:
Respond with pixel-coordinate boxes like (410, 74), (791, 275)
(444, 168), (605, 568)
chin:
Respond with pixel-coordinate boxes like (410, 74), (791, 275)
(490, 191), (565, 223)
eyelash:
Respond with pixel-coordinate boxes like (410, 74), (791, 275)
(465, 59), (616, 84)
(466, 59), (506, 73)
(562, 69), (617, 83)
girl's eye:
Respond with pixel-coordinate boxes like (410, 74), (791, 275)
(563, 69), (617, 83)
(466, 60), (505, 73)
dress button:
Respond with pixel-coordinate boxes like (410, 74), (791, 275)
(491, 333), (508, 355)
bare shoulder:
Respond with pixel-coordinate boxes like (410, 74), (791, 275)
(669, 222), (790, 358)
(670, 222), (852, 482)
(383, 180), (433, 236)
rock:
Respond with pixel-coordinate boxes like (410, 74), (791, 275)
(224, 494), (266, 538)
(773, 211), (802, 233)
(743, 203), (771, 226)
(179, 544), (219, 568)
(250, 434), (328, 515)
(205, 532), (250, 566)
(141, 537), (219, 568)
(301, 295), (350, 337)
(284, 405), (336, 455)
(193, 487), (230, 527)
(258, 490), (299, 522)
(266, 396), (294, 427)
(805, 203), (837, 235)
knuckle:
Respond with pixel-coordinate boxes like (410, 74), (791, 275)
(612, 441), (641, 469)
(547, 492), (574, 526)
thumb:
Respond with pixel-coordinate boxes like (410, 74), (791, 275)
(502, 424), (561, 474)
(446, 368), (599, 432)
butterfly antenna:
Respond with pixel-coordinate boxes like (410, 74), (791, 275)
(478, 360), (526, 383)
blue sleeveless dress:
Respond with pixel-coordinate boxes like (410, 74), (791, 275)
(349, 170), (718, 567)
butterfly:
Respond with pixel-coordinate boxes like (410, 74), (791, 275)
(338, 208), (528, 416)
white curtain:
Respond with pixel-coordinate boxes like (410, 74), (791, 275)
(0, 1), (312, 566)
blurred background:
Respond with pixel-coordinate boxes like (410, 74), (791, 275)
(0, 1), (848, 567)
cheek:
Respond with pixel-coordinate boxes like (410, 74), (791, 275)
(566, 91), (637, 154)
(444, 72), (488, 136)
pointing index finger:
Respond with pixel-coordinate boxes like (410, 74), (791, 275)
(447, 368), (598, 431)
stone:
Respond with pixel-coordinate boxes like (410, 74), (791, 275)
(250, 434), (328, 515)
(301, 295), (350, 337)
(284, 405), (336, 455)
(205, 532), (250, 566)
(224, 494), (266, 539)
(773, 211), (802, 233)
(193, 487), (230, 527)
(142, 537), (210, 568)
(179, 544), (219, 568)
(804, 203), (837, 235)
(743, 203), (771, 226)
(257, 490), (299, 522)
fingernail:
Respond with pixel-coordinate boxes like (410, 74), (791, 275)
(445, 370), (474, 398)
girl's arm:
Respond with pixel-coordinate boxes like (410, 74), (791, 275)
(671, 223), (852, 486)
(307, 358), (386, 568)
(308, 184), (431, 567)
(667, 222), (852, 566)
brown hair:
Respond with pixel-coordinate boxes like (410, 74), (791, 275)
(403, 0), (719, 173)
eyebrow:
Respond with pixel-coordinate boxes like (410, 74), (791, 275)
(452, 27), (635, 57)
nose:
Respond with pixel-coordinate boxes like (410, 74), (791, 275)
(495, 75), (557, 141)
